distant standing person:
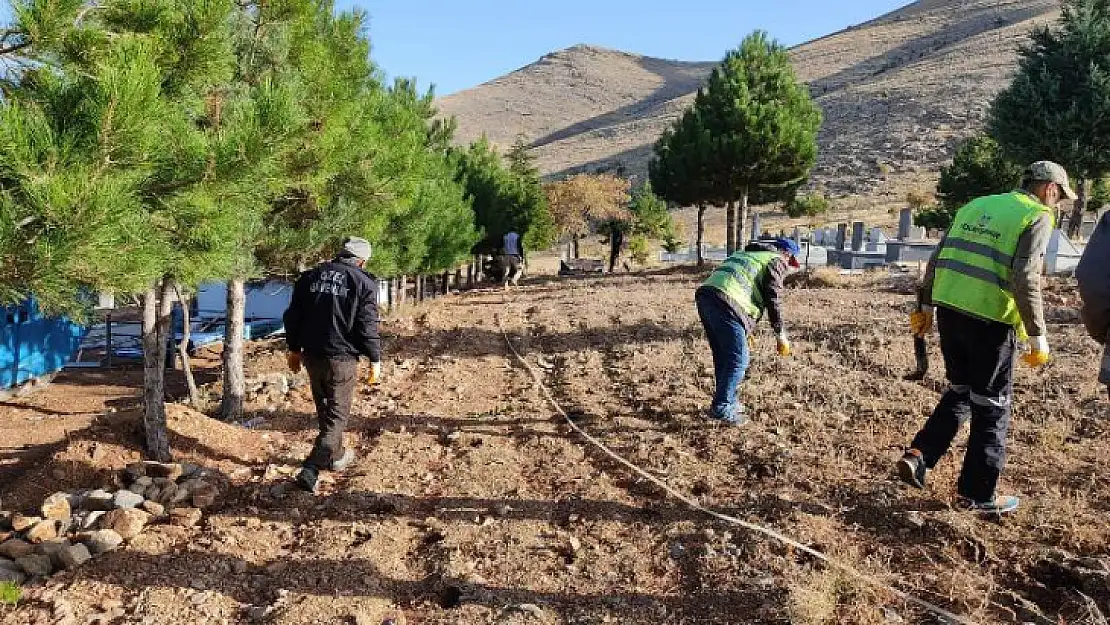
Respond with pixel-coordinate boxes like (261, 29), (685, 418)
(283, 236), (382, 493)
(1077, 210), (1110, 395)
(898, 161), (1071, 515)
(503, 230), (525, 288)
(695, 238), (799, 425)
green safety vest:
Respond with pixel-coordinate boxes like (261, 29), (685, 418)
(702, 251), (779, 320)
(932, 191), (1054, 339)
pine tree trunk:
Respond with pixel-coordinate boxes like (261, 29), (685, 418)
(738, 188), (750, 247)
(1068, 178), (1088, 239)
(416, 275), (424, 302)
(173, 284), (200, 407)
(142, 280), (172, 462)
(466, 264), (473, 288)
(572, 235), (580, 259)
(454, 267), (462, 291)
(726, 199), (736, 255)
(696, 204), (707, 267)
(442, 271), (450, 295)
(221, 278), (246, 422)
(399, 275), (408, 307)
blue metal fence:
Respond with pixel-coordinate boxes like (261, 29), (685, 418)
(0, 298), (86, 390)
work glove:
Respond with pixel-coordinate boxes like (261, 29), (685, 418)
(1021, 335), (1051, 368)
(776, 332), (792, 358)
(286, 351), (302, 374)
(909, 306), (934, 338)
(367, 361), (382, 385)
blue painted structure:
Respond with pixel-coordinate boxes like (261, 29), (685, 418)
(0, 298), (86, 390)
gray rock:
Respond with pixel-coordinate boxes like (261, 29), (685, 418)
(78, 530), (123, 556)
(0, 538), (34, 559)
(36, 539), (71, 569)
(83, 511), (106, 530)
(143, 462), (183, 481)
(98, 509), (149, 540)
(83, 490), (115, 511)
(16, 554), (53, 577)
(113, 490), (145, 510)
(59, 544), (91, 569)
(0, 558), (26, 584)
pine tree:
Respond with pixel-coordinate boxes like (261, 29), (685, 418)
(989, 0), (1110, 237)
(694, 32), (822, 253)
(929, 135), (1023, 227)
(650, 106), (721, 265)
(0, 0), (301, 458)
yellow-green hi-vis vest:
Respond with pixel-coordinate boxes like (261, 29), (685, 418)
(932, 191), (1054, 339)
(702, 251), (779, 320)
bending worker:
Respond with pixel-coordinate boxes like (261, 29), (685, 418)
(695, 237), (798, 425)
(1077, 209), (1110, 396)
(899, 161), (1071, 515)
(283, 236), (382, 493)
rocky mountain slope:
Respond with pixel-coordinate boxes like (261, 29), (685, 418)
(438, 0), (1062, 199)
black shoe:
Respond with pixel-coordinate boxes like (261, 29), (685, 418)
(330, 449), (355, 472)
(294, 466), (319, 493)
(897, 451), (927, 489)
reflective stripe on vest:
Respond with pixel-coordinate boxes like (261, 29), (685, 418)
(701, 251), (778, 319)
(931, 191), (1053, 338)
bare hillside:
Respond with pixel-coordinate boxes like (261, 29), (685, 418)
(438, 0), (1061, 201)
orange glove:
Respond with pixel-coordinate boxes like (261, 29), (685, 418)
(910, 306), (934, 338)
(776, 332), (792, 358)
(367, 361), (382, 385)
(1021, 336), (1051, 368)
(287, 351), (302, 373)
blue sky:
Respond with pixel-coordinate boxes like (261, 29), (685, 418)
(352, 1), (913, 96)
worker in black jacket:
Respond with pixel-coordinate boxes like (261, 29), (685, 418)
(1078, 211), (1110, 395)
(283, 236), (381, 492)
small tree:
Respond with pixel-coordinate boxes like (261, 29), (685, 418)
(937, 135), (1023, 213)
(786, 192), (829, 219)
(1088, 176), (1110, 212)
(545, 174), (630, 261)
(695, 31), (822, 253)
(989, 0), (1110, 238)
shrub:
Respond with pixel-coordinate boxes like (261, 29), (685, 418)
(786, 192), (830, 218)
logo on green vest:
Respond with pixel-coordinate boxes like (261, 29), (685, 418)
(961, 214), (1001, 240)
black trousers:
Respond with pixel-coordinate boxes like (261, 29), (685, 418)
(303, 354), (358, 470)
(911, 307), (1016, 503)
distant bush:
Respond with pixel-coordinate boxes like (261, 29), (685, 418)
(629, 235), (651, 265)
(786, 192), (830, 218)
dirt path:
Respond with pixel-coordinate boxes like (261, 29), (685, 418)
(2, 270), (1108, 624)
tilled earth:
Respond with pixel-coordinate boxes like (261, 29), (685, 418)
(1, 268), (1108, 624)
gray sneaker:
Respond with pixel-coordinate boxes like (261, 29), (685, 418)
(959, 495), (1020, 516)
(330, 448), (355, 472)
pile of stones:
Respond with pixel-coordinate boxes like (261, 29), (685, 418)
(0, 461), (219, 585)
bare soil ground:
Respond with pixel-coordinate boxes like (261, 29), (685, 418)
(2, 268), (1107, 624)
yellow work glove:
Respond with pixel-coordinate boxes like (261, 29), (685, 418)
(776, 332), (792, 358)
(286, 351), (302, 374)
(367, 361), (382, 385)
(909, 306), (934, 338)
(1021, 336), (1051, 368)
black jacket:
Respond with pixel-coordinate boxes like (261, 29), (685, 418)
(1078, 211), (1110, 302)
(283, 257), (381, 362)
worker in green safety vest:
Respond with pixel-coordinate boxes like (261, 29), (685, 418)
(898, 161), (1073, 516)
(695, 238), (799, 426)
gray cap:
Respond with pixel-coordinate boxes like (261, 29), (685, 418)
(1027, 161), (1078, 200)
(341, 236), (372, 261)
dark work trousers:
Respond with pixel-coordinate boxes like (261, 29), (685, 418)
(303, 353), (358, 470)
(910, 306), (1016, 503)
(1080, 297), (1110, 384)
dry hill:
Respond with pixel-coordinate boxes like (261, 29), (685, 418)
(439, 0), (1061, 203)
